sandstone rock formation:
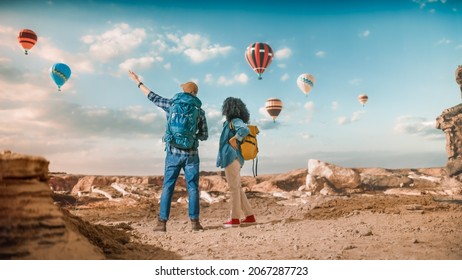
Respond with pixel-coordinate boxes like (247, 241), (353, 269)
(0, 150), (49, 181)
(0, 151), (104, 259)
(436, 103), (462, 176)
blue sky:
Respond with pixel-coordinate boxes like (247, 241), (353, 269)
(1, 0), (461, 176)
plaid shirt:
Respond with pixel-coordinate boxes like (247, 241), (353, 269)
(147, 91), (208, 155)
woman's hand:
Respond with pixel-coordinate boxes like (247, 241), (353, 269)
(229, 136), (238, 150)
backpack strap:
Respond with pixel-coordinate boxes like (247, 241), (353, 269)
(252, 158), (258, 177)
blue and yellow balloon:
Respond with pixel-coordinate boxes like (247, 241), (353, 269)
(50, 63), (71, 91)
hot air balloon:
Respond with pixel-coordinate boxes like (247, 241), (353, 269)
(265, 98), (283, 122)
(18, 29), (38, 55)
(50, 63), (71, 91)
(297, 73), (315, 96)
(245, 42), (273, 80)
(358, 94), (368, 107)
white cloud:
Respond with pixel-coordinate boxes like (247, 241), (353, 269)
(292, 101), (316, 124)
(299, 133), (312, 140)
(304, 101), (315, 111)
(337, 116), (348, 125)
(0, 78), (166, 155)
(436, 37), (451, 45)
(182, 33), (203, 48)
(82, 23), (146, 62)
(205, 107), (222, 120)
(315, 51), (326, 58)
(337, 110), (364, 125)
(351, 111), (363, 122)
(184, 44), (233, 63)
(349, 78), (362, 86)
(234, 73), (249, 84)
(258, 106), (268, 117)
(166, 33), (181, 48)
(254, 115), (281, 130)
(0, 78), (51, 102)
(281, 73), (289, 81)
(205, 73), (248, 86)
(331, 101), (338, 111)
(217, 76), (234, 86)
(359, 30), (370, 38)
(5, 31), (95, 74)
(166, 33), (232, 63)
(152, 38), (168, 52)
(0, 25), (19, 51)
(413, 0), (449, 9)
(393, 115), (444, 140)
(118, 56), (163, 74)
(204, 73), (214, 84)
(274, 47), (292, 59)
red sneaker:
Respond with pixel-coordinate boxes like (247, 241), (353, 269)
(241, 215), (256, 225)
(223, 219), (240, 228)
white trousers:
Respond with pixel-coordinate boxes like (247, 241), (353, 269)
(225, 159), (254, 219)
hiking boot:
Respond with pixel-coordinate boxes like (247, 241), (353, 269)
(191, 219), (204, 231)
(154, 219), (166, 232)
(241, 215), (256, 225)
(223, 219), (240, 228)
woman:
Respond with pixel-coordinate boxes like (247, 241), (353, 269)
(216, 97), (256, 228)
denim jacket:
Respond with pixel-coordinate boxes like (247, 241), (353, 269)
(216, 118), (250, 169)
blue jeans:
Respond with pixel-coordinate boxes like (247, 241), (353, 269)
(159, 151), (200, 221)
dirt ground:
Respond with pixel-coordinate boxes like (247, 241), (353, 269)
(53, 189), (462, 260)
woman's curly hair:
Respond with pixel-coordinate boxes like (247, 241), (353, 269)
(221, 97), (250, 123)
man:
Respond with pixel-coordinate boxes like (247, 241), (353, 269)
(128, 70), (208, 232)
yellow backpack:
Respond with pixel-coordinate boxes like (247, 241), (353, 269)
(230, 122), (259, 176)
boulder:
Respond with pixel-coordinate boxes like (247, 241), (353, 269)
(308, 159), (361, 189)
(71, 176), (110, 194)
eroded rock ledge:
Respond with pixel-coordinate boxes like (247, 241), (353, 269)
(0, 151), (104, 260)
(0, 150), (49, 181)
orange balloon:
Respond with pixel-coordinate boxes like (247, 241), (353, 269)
(358, 94), (368, 107)
(18, 29), (37, 55)
(265, 98), (283, 122)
